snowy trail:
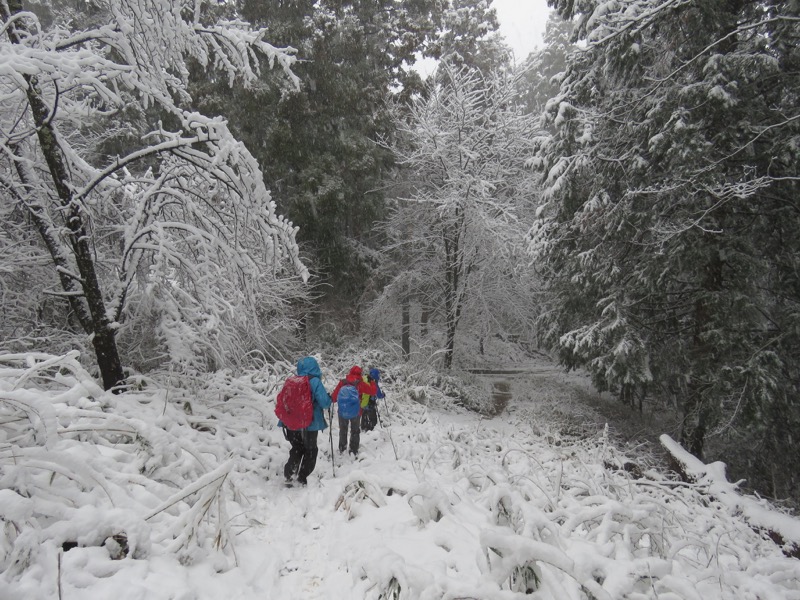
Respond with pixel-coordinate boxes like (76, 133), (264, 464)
(3, 353), (799, 600)
(245, 427), (420, 599)
(238, 381), (800, 600)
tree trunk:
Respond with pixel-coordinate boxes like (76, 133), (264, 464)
(443, 257), (457, 370)
(420, 303), (430, 338)
(10, 150), (93, 333)
(444, 317), (456, 370)
(681, 247), (723, 459)
(3, 3), (125, 391)
(401, 294), (411, 360)
(442, 217), (464, 371)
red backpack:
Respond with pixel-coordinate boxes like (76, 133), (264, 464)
(275, 375), (314, 430)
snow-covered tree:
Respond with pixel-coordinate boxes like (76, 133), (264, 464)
(516, 13), (574, 116)
(192, 0), (445, 307)
(0, 0), (308, 388)
(380, 64), (538, 368)
(431, 0), (509, 72)
(532, 0), (800, 495)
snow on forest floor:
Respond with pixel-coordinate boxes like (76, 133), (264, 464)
(1, 351), (799, 599)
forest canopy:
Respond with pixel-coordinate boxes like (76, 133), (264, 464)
(0, 0), (798, 504)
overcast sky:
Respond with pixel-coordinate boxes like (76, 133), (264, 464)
(494, 0), (553, 63)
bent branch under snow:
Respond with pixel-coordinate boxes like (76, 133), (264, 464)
(660, 434), (800, 558)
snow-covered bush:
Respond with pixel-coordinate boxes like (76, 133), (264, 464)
(3, 350), (799, 599)
(388, 359), (492, 415)
(0, 351), (290, 596)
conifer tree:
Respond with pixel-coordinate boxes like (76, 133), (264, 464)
(533, 0), (800, 496)
(190, 0), (444, 309)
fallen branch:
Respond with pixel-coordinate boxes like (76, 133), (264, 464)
(660, 434), (800, 558)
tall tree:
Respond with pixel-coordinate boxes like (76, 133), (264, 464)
(533, 0), (800, 494)
(0, 0), (308, 387)
(431, 0), (509, 72)
(190, 0), (444, 312)
(516, 13), (574, 116)
(380, 64), (538, 368)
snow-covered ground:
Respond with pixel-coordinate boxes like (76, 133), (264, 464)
(1, 351), (799, 599)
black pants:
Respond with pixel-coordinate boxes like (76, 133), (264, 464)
(362, 400), (377, 432)
(284, 428), (318, 483)
(338, 413), (361, 455)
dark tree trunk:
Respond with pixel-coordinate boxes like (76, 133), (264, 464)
(444, 319), (455, 370)
(401, 294), (411, 360)
(420, 304), (430, 338)
(443, 256), (457, 370)
(442, 211), (468, 371)
(681, 247), (723, 459)
(10, 150), (94, 333)
(3, 3), (125, 391)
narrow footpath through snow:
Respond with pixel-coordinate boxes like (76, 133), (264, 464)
(231, 370), (800, 600)
(3, 353), (799, 600)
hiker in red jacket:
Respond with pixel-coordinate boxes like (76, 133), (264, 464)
(332, 366), (376, 457)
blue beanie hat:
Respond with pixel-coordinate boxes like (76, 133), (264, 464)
(369, 368), (380, 382)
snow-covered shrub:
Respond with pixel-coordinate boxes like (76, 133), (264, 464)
(389, 359), (492, 415)
(5, 350), (798, 599)
(0, 351), (277, 595)
(334, 477), (387, 521)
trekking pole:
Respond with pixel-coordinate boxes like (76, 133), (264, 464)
(380, 392), (390, 422)
(380, 395), (399, 461)
(329, 407), (336, 477)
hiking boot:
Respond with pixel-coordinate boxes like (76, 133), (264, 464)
(297, 477), (307, 486)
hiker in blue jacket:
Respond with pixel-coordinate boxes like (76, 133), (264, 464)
(280, 356), (332, 486)
(332, 365), (376, 457)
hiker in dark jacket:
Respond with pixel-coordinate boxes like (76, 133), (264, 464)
(360, 368), (385, 432)
(332, 366), (376, 457)
(279, 356), (332, 485)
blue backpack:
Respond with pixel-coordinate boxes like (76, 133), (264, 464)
(337, 382), (360, 419)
